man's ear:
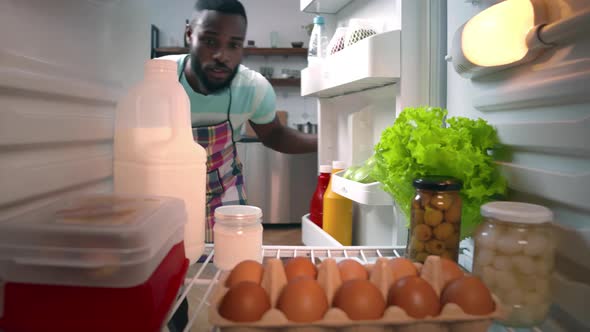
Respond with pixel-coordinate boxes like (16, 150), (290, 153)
(185, 25), (193, 46)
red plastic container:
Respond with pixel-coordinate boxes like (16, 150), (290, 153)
(0, 194), (189, 332)
(309, 165), (332, 228)
(0, 242), (188, 332)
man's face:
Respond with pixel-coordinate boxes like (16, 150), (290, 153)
(187, 10), (246, 93)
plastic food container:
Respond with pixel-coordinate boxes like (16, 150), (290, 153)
(0, 194), (189, 332)
(408, 177), (463, 263)
(473, 201), (554, 327)
(214, 205), (263, 270)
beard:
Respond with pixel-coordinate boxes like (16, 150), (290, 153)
(191, 55), (239, 93)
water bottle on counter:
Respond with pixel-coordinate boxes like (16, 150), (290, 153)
(113, 59), (207, 264)
(307, 15), (328, 67)
(309, 164), (332, 228)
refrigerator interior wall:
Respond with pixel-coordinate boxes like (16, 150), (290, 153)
(0, 1), (150, 221)
(446, 1), (590, 330)
(317, 86), (397, 167)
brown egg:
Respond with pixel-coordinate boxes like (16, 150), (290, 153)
(389, 257), (418, 280)
(338, 259), (368, 282)
(277, 277), (329, 322)
(388, 276), (441, 318)
(441, 276), (495, 315)
(440, 258), (464, 288)
(284, 257), (317, 282)
(225, 260), (264, 288)
(333, 279), (386, 320)
(218, 281), (271, 322)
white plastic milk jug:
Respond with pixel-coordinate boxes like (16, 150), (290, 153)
(114, 59), (206, 264)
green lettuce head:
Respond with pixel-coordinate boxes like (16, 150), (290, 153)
(372, 106), (507, 239)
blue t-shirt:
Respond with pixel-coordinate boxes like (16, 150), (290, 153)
(160, 54), (276, 139)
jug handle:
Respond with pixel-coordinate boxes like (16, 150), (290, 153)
(151, 95), (191, 155)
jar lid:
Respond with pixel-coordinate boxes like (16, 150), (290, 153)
(214, 205), (262, 223)
(481, 201), (553, 224)
(413, 176), (462, 191)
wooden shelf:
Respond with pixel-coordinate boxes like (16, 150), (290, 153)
(269, 78), (300, 87)
(153, 47), (307, 58)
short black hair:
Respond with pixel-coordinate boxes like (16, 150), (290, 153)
(194, 0), (247, 25)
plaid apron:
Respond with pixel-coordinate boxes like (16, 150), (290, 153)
(179, 56), (247, 243)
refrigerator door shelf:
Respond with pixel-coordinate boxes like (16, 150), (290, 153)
(302, 214), (343, 247)
(331, 170), (392, 206)
(301, 29), (400, 98)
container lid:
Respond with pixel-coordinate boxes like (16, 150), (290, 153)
(0, 194), (186, 284)
(215, 205), (262, 225)
(313, 15), (325, 25)
(413, 176), (462, 191)
(481, 201), (553, 224)
(319, 164), (332, 173)
(332, 160), (347, 170)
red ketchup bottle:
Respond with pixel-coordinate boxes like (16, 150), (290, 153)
(309, 164), (332, 228)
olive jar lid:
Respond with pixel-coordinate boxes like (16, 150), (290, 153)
(413, 176), (462, 191)
(481, 201), (553, 224)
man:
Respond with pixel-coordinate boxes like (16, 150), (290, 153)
(166, 0), (316, 330)
(163, 0), (316, 244)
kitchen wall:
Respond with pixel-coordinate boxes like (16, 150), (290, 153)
(148, 0), (319, 128)
(446, 1), (590, 330)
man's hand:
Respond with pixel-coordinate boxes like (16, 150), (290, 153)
(249, 116), (317, 154)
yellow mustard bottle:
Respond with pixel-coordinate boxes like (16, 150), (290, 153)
(322, 160), (353, 245)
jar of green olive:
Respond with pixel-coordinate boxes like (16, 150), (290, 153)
(407, 176), (462, 263)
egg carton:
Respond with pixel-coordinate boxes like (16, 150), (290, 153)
(209, 256), (505, 331)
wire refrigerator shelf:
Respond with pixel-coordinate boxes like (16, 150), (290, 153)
(167, 244), (544, 332)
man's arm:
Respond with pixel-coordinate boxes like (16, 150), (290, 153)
(249, 117), (317, 154)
